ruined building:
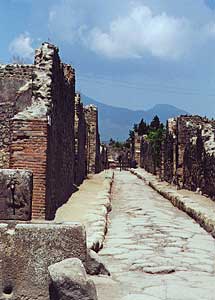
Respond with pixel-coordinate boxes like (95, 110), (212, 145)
(137, 115), (215, 199)
(133, 132), (142, 167)
(84, 105), (101, 174)
(0, 42), (107, 220)
(164, 116), (215, 198)
(74, 93), (87, 185)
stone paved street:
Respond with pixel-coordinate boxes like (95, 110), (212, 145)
(96, 171), (215, 300)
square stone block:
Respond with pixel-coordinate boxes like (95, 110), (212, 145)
(0, 222), (87, 300)
(0, 169), (32, 220)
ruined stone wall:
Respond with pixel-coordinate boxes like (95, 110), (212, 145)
(99, 145), (108, 170)
(74, 93), (87, 185)
(134, 133), (142, 167)
(163, 118), (177, 183)
(0, 65), (33, 168)
(10, 119), (48, 219)
(140, 139), (157, 174)
(138, 115), (215, 199)
(182, 118), (215, 198)
(84, 105), (100, 174)
(45, 59), (75, 220)
(0, 42), (105, 220)
(9, 43), (76, 220)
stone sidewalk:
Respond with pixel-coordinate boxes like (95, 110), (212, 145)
(131, 168), (215, 239)
(95, 171), (215, 300)
(55, 170), (113, 251)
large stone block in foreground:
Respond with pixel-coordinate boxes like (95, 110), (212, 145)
(0, 169), (33, 220)
(49, 258), (98, 300)
(0, 222), (87, 300)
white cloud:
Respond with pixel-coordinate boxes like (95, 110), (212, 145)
(48, 1), (87, 44)
(85, 6), (193, 60)
(9, 33), (34, 60)
(48, 1), (215, 61)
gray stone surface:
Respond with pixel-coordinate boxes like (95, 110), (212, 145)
(132, 168), (215, 239)
(86, 250), (110, 276)
(49, 258), (98, 300)
(0, 169), (32, 220)
(0, 222), (87, 300)
(95, 171), (215, 300)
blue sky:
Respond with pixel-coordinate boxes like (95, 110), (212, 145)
(1, 0), (215, 117)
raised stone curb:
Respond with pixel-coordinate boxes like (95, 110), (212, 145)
(131, 168), (215, 238)
(87, 171), (114, 252)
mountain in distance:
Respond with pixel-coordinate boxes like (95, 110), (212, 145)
(82, 94), (188, 141)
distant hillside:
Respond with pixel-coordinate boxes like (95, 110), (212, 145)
(82, 94), (188, 141)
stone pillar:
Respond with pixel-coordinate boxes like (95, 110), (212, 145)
(134, 133), (142, 167)
(84, 105), (100, 174)
(74, 93), (87, 185)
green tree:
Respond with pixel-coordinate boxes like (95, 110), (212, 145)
(150, 115), (161, 130)
(147, 127), (165, 171)
(133, 124), (138, 132)
(138, 118), (148, 135)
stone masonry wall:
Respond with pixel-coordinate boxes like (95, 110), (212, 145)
(138, 115), (215, 199)
(7, 43), (76, 220)
(134, 133), (142, 167)
(45, 60), (76, 220)
(182, 117), (215, 199)
(84, 105), (101, 174)
(140, 139), (157, 174)
(74, 93), (87, 185)
(0, 65), (33, 168)
(0, 42), (105, 220)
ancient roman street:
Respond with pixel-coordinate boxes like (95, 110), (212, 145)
(0, 38), (214, 299)
(95, 171), (215, 300)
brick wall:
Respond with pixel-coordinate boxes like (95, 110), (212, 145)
(9, 119), (47, 219)
(3, 43), (76, 220)
(32, 43), (76, 220)
(0, 42), (105, 220)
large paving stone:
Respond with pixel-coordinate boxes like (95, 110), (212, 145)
(96, 171), (215, 300)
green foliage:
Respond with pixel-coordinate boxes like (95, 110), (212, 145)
(150, 115), (161, 131)
(138, 118), (149, 135)
(147, 127), (165, 167)
(129, 130), (135, 139)
(109, 138), (130, 149)
(133, 124), (138, 132)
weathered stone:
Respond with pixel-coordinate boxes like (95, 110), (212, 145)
(0, 169), (32, 220)
(74, 93), (87, 185)
(84, 105), (101, 174)
(0, 42), (106, 221)
(0, 222), (87, 300)
(86, 250), (110, 276)
(138, 115), (215, 199)
(49, 258), (98, 300)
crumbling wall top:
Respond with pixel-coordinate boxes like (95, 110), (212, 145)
(84, 104), (98, 112)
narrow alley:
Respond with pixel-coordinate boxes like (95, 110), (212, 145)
(96, 171), (215, 300)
